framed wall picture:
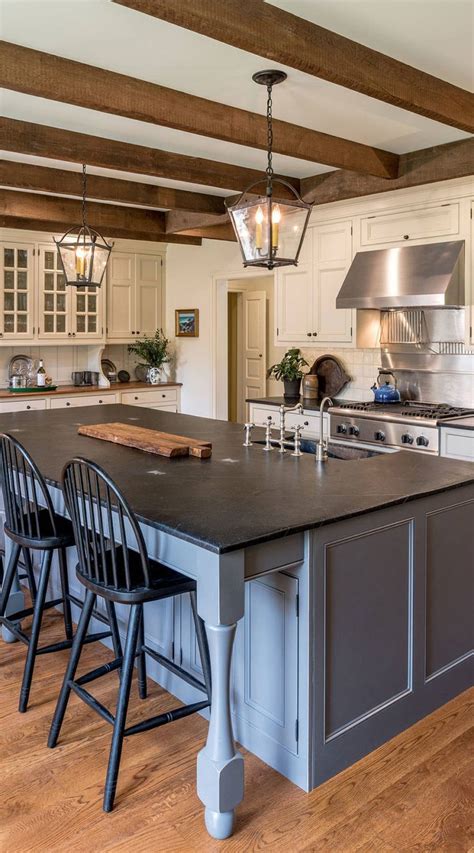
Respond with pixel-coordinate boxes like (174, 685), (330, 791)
(175, 308), (199, 337)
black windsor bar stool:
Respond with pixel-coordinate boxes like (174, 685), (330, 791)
(0, 434), (120, 712)
(48, 457), (212, 813)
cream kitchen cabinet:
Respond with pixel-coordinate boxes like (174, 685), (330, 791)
(37, 244), (104, 341)
(360, 202), (459, 247)
(275, 221), (353, 346)
(0, 242), (35, 341)
(0, 398), (47, 414)
(107, 252), (163, 342)
(49, 394), (118, 409)
(120, 386), (180, 412)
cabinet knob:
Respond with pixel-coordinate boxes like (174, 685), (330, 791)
(136, 331), (140, 335)
(312, 332), (318, 336)
(26, 405), (31, 410)
(99, 399), (103, 404)
(134, 396), (139, 400)
(68, 332), (72, 337)
(66, 402), (70, 407)
(162, 394), (166, 398)
(306, 332), (311, 337)
(403, 234), (409, 240)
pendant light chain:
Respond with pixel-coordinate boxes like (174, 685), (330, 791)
(81, 163), (87, 229)
(266, 83), (274, 194)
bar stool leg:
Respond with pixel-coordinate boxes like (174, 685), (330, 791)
(48, 589), (96, 747)
(136, 607), (147, 700)
(58, 548), (73, 641)
(0, 543), (21, 618)
(19, 550), (53, 713)
(105, 600), (122, 661)
(103, 603), (141, 812)
(22, 548), (37, 603)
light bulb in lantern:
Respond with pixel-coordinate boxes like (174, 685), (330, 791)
(75, 245), (90, 278)
(255, 205), (264, 250)
(271, 204), (281, 249)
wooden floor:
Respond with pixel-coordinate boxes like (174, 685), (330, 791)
(1, 603), (473, 852)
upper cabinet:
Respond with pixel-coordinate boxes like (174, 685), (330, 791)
(37, 244), (104, 341)
(107, 252), (163, 342)
(0, 243), (35, 341)
(276, 221), (353, 346)
(360, 202), (459, 247)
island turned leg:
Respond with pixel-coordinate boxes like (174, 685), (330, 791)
(195, 550), (245, 840)
(1, 538), (25, 644)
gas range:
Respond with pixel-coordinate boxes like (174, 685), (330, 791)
(330, 401), (474, 454)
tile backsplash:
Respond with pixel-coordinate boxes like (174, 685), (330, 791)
(0, 346), (99, 387)
(266, 347), (381, 401)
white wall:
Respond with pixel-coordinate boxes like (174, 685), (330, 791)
(165, 239), (242, 416)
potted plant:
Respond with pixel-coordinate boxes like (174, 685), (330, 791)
(128, 329), (170, 385)
(267, 348), (309, 398)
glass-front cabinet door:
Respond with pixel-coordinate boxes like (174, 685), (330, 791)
(70, 285), (102, 339)
(0, 243), (35, 340)
(38, 245), (69, 339)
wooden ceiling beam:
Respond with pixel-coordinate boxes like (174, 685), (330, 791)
(300, 137), (474, 205)
(0, 190), (202, 245)
(0, 215), (202, 245)
(1, 41), (398, 178)
(181, 223), (236, 242)
(114, 0), (474, 134)
(165, 209), (229, 234)
(0, 160), (227, 215)
(0, 117), (298, 194)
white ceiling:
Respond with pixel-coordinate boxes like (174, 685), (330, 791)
(1, 0), (472, 201)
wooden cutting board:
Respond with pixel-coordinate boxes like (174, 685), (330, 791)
(78, 422), (212, 458)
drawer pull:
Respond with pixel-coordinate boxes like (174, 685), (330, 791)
(99, 400), (103, 404)
(135, 396), (139, 400)
(66, 402), (71, 407)
(162, 394), (166, 398)
(26, 405), (31, 410)
(403, 234), (409, 240)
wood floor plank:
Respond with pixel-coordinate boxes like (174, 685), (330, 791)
(0, 599), (472, 852)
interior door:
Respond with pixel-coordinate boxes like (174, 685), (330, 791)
(242, 290), (267, 415)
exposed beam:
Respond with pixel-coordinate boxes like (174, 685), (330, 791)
(165, 209), (229, 233)
(0, 190), (202, 245)
(0, 160), (227, 215)
(0, 117), (298, 194)
(301, 137), (474, 205)
(1, 41), (399, 178)
(182, 223), (236, 242)
(0, 215), (202, 245)
(114, 0), (474, 134)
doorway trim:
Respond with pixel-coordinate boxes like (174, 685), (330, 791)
(210, 267), (274, 420)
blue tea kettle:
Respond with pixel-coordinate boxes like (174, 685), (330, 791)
(371, 371), (401, 404)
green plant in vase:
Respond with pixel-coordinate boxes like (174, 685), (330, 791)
(267, 348), (308, 398)
(128, 329), (170, 385)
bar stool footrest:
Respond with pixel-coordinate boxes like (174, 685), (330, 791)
(0, 619), (30, 645)
(75, 657), (123, 686)
(142, 644), (208, 694)
(124, 699), (210, 737)
(69, 681), (115, 726)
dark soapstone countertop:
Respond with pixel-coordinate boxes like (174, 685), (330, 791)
(1, 404), (473, 554)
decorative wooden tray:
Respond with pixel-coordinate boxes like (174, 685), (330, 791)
(8, 385), (57, 393)
(78, 422), (212, 459)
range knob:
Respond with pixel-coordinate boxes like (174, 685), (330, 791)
(336, 423), (348, 434)
(349, 425), (360, 437)
(416, 435), (429, 447)
(374, 430), (386, 442)
(401, 433), (414, 445)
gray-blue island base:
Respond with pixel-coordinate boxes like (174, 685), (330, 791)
(1, 404), (472, 834)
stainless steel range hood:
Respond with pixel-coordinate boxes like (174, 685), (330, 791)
(336, 240), (465, 309)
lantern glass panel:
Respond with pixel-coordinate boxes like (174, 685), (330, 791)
(55, 229), (112, 287)
(228, 187), (311, 268)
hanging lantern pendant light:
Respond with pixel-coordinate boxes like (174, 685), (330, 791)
(226, 70), (312, 270)
(54, 164), (113, 288)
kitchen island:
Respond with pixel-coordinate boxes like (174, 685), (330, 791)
(1, 404), (473, 839)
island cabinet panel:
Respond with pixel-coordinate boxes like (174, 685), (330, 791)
(425, 501), (474, 680)
(179, 572), (299, 754)
(322, 520), (413, 740)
